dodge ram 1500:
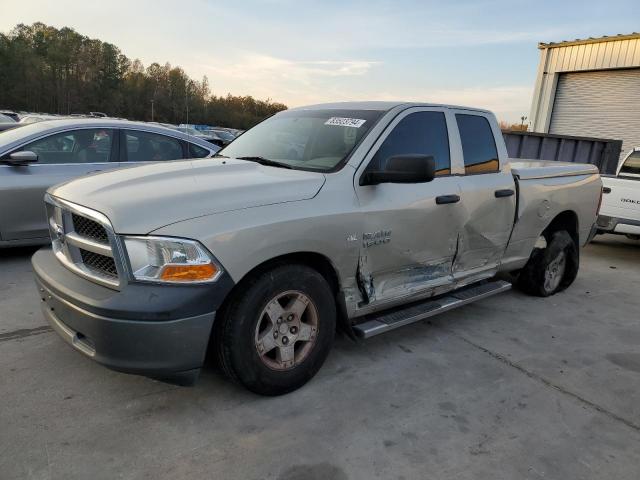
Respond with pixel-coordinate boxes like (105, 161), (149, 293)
(32, 102), (602, 395)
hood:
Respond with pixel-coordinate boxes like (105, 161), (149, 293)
(49, 158), (326, 233)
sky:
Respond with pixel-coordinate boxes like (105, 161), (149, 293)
(1, 0), (639, 123)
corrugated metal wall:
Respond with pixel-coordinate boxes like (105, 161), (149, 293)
(529, 34), (640, 138)
(549, 69), (640, 157)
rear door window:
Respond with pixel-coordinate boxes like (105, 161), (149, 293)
(14, 129), (115, 164)
(456, 114), (499, 174)
(123, 130), (184, 162)
(369, 111), (451, 176)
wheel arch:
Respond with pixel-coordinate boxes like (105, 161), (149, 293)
(541, 210), (579, 246)
(217, 251), (354, 338)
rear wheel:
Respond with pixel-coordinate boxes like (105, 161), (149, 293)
(215, 264), (336, 395)
(517, 230), (579, 297)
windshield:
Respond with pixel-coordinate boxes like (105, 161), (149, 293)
(218, 109), (383, 171)
(620, 151), (640, 176)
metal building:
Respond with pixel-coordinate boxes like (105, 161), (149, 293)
(529, 33), (640, 160)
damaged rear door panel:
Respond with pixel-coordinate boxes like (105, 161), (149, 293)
(450, 111), (517, 282)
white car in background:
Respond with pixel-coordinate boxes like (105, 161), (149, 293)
(597, 148), (640, 240)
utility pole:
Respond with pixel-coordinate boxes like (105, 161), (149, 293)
(520, 115), (527, 129)
(150, 99), (155, 122)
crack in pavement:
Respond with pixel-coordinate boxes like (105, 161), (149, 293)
(444, 327), (640, 433)
(0, 325), (52, 343)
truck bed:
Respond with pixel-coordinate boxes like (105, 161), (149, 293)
(510, 159), (599, 180)
(499, 159), (601, 272)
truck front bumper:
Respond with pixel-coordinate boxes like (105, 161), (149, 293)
(32, 248), (234, 381)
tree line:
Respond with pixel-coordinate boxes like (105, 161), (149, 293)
(0, 23), (287, 129)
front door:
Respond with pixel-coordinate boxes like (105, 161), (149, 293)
(0, 128), (119, 241)
(354, 108), (463, 308)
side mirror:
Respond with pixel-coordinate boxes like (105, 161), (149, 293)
(360, 154), (436, 186)
(3, 151), (39, 166)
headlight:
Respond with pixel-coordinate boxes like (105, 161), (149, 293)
(123, 236), (222, 283)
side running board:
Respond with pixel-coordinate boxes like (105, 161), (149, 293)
(352, 280), (512, 339)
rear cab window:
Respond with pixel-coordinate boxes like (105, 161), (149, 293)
(456, 114), (499, 174)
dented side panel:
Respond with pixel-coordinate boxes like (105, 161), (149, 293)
(354, 176), (464, 309)
(453, 169), (517, 278)
(499, 172), (602, 272)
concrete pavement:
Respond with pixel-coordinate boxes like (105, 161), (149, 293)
(1, 235), (639, 479)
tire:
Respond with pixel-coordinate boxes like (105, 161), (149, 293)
(215, 264), (336, 395)
(517, 230), (579, 297)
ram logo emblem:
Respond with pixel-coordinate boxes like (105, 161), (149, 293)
(363, 230), (392, 247)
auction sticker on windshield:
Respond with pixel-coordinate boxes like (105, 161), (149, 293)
(324, 117), (366, 128)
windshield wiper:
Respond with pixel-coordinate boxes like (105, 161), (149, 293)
(236, 156), (292, 169)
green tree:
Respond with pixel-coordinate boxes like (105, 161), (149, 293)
(0, 23), (287, 129)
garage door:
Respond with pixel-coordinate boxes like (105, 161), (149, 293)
(550, 68), (640, 163)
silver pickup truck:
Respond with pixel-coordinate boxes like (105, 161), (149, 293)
(32, 102), (602, 395)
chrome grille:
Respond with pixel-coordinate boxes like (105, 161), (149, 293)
(72, 213), (109, 244)
(80, 250), (118, 279)
(45, 195), (123, 289)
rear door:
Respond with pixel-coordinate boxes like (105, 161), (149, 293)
(0, 128), (119, 241)
(450, 111), (517, 281)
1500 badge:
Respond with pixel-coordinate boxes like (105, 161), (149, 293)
(363, 229), (392, 247)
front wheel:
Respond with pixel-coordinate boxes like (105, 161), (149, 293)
(517, 230), (579, 297)
(215, 264), (336, 395)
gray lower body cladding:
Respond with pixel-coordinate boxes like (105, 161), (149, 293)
(32, 248), (234, 378)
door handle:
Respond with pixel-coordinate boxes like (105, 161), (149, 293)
(436, 194), (461, 205)
(494, 189), (515, 198)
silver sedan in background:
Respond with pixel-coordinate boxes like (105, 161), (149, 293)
(0, 119), (220, 247)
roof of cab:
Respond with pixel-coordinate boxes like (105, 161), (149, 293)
(288, 101), (492, 115)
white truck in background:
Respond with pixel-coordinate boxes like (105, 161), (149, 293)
(597, 148), (640, 240)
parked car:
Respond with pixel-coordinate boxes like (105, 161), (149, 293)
(33, 101), (601, 395)
(174, 126), (225, 148)
(0, 113), (19, 133)
(19, 114), (65, 124)
(0, 118), (220, 247)
(597, 147), (640, 239)
(0, 110), (21, 122)
(208, 128), (236, 145)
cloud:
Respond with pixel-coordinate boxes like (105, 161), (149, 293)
(198, 53), (380, 104)
(201, 54), (379, 81)
(342, 85), (534, 123)
(425, 85), (533, 120)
